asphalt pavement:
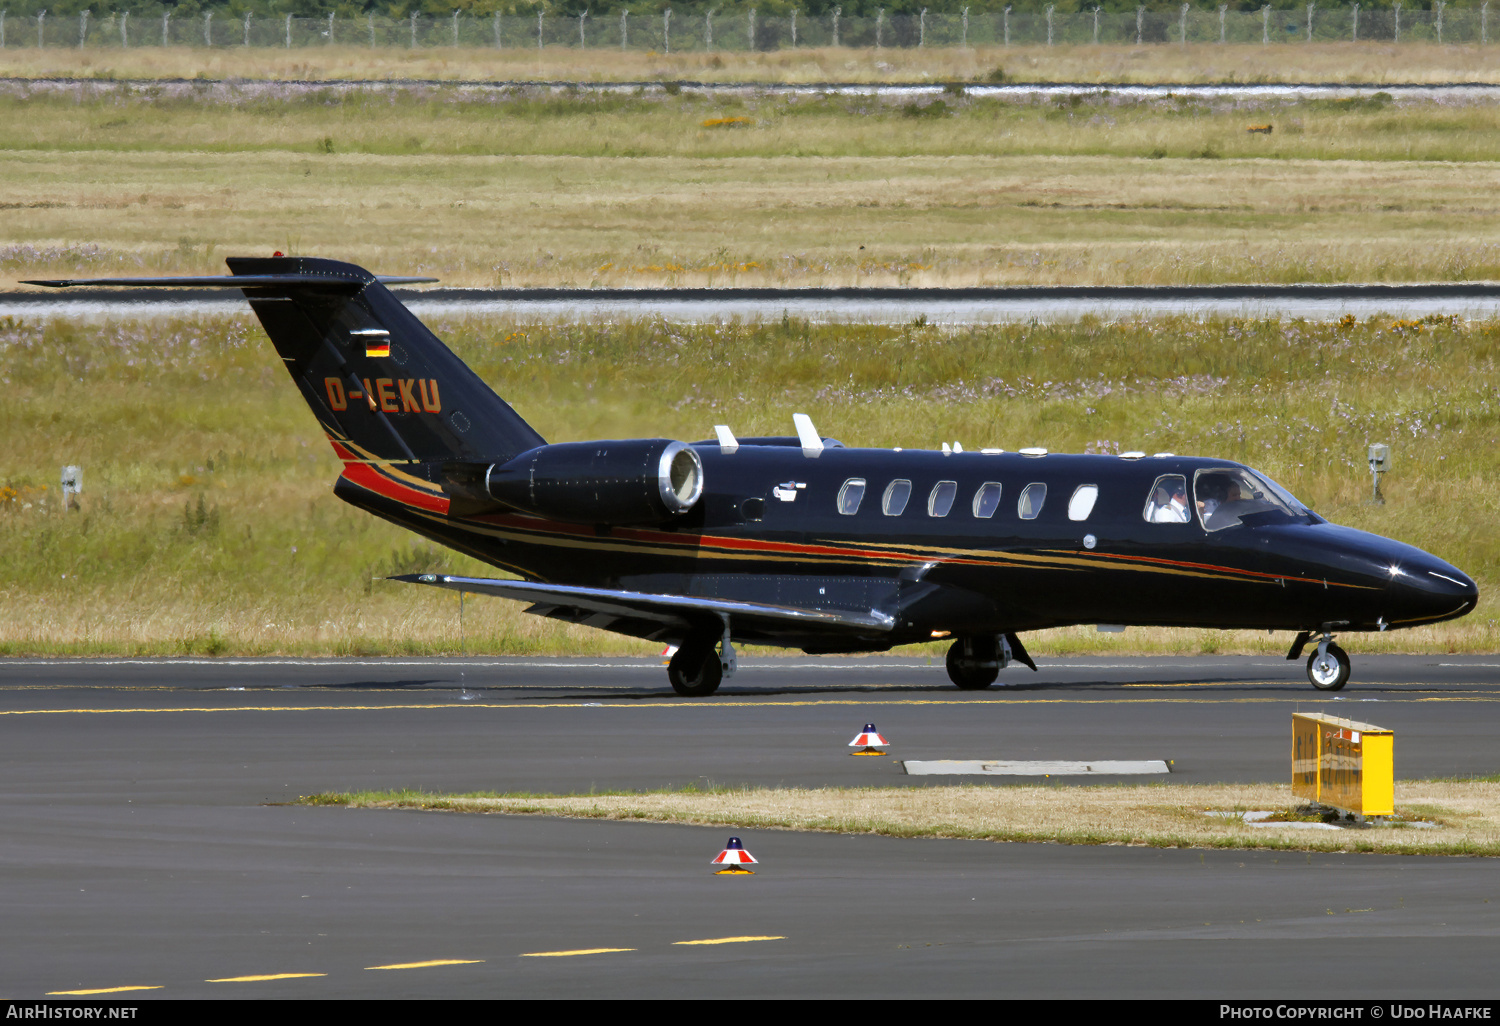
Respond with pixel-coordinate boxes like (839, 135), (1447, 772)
(2, 655), (1498, 998)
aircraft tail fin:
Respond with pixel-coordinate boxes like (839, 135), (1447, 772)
(27, 257), (545, 466)
(226, 256), (544, 465)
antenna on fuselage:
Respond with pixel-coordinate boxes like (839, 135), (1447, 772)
(792, 413), (824, 459)
(714, 425), (739, 455)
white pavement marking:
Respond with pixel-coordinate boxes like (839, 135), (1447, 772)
(902, 759), (1171, 776)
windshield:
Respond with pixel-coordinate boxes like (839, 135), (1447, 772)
(1194, 467), (1311, 532)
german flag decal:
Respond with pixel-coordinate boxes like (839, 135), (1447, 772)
(352, 327), (391, 358)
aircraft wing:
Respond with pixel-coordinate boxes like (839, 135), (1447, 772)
(391, 573), (896, 642)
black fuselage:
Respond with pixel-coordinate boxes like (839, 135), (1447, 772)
(338, 442), (1477, 653)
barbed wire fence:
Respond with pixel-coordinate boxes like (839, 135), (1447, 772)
(0, 4), (1490, 51)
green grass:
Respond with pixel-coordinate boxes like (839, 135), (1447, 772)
(6, 88), (1500, 162)
(2, 311), (1497, 655)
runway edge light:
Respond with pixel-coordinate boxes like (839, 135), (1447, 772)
(712, 837), (758, 875)
(849, 723), (890, 756)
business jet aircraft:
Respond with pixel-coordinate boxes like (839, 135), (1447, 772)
(29, 258), (1478, 696)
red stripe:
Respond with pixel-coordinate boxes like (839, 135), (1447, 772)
(341, 462), (450, 514)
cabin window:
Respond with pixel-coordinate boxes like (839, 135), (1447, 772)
(837, 478), (867, 515)
(1067, 484), (1099, 522)
(928, 480), (958, 517)
(1143, 474), (1190, 523)
(1017, 482), (1047, 520)
(972, 482), (1003, 518)
(741, 497), (765, 522)
(883, 479), (912, 516)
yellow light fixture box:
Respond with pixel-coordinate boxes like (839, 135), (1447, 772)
(1292, 713), (1394, 818)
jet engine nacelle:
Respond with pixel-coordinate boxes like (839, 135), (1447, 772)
(476, 439), (704, 524)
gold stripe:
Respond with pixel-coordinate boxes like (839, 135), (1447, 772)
(365, 959), (484, 970)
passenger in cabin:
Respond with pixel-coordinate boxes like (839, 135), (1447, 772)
(1157, 481), (1191, 523)
(1144, 474), (1191, 523)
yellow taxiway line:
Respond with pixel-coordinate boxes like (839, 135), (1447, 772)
(206, 973), (327, 983)
(365, 959), (484, 970)
(0, 690), (1494, 717)
(520, 948), (636, 958)
(45, 985), (163, 995)
(672, 936), (786, 946)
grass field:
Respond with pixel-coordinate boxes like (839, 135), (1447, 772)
(2, 312), (1495, 657)
(307, 779), (1500, 857)
(3, 86), (1500, 289)
(5, 42), (1499, 86)
(2, 41), (1497, 657)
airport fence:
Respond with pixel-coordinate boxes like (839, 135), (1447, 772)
(0, 5), (1492, 51)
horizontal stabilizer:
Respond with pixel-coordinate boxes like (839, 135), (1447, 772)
(392, 574), (897, 634)
(22, 274), (438, 289)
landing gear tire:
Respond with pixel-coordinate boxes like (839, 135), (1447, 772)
(668, 638), (723, 697)
(946, 636), (1000, 691)
(1306, 643), (1351, 691)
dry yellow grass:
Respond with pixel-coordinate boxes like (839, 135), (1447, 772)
(5, 42), (1499, 85)
(6, 149), (1500, 290)
(334, 780), (1500, 856)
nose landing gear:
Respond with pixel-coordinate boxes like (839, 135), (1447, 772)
(1287, 630), (1351, 691)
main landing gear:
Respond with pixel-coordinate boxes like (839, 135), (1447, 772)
(1287, 630), (1352, 691)
(667, 623), (737, 697)
(945, 633), (1037, 690)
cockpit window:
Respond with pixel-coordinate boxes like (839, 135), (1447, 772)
(1194, 467), (1310, 532)
(837, 478), (866, 515)
(1143, 474), (1191, 523)
(972, 482), (1003, 519)
(883, 479), (912, 516)
(928, 481), (958, 517)
(1017, 482), (1047, 520)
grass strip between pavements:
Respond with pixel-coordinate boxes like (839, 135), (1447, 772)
(301, 779), (1500, 857)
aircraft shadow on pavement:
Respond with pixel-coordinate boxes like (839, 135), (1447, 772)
(296, 678), (455, 690)
(490, 675), (1313, 701)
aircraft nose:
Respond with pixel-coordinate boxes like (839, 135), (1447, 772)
(1389, 557), (1479, 623)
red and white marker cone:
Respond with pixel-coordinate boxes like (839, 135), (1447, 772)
(849, 723), (890, 756)
(711, 836), (758, 875)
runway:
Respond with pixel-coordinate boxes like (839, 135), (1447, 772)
(8, 75), (1500, 103)
(3, 655), (1498, 998)
(6, 283), (1500, 325)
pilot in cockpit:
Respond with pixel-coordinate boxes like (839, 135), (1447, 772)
(1198, 476), (1241, 520)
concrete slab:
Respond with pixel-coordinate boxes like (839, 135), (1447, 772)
(902, 759), (1172, 776)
